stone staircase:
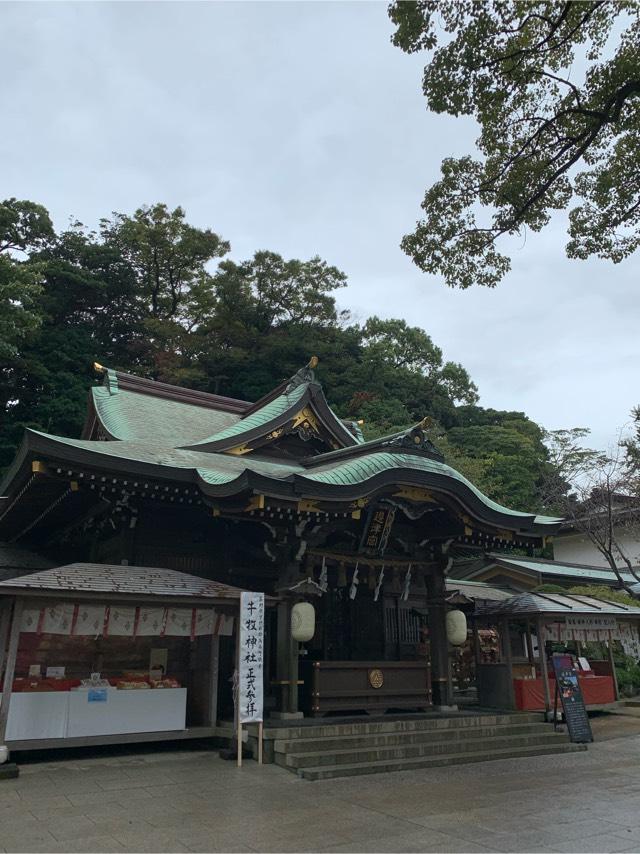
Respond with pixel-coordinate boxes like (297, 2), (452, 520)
(271, 712), (586, 780)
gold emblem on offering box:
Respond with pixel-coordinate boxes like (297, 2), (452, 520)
(368, 668), (384, 689)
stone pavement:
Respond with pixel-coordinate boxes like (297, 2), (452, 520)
(2, 718), (640, 853)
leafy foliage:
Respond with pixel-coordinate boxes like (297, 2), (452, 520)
(613, 653), (640, 697)
(533, 583), (568, 594)
(389, 1), (640, 288)
(0, 198), (54, 363)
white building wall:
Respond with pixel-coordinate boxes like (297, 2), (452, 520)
(553, 526), (640, 568)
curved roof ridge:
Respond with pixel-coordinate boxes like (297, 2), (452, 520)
(94, 365), (250, 414)
(180, 382), (310, 450)
(302, 420), (445, 467)
(297, 449), (562, 528)
(180, 381), (359, 453)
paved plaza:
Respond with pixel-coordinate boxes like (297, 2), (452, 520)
(2, 716), (640, 854)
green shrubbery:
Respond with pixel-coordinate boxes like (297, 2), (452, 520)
(614, 654), (640, 698)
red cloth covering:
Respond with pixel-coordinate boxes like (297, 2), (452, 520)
(9, 678), (81, 692)
(513, 675), (615, 710)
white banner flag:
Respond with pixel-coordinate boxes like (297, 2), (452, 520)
(239, 591), (264, 723)
(136, 607), (166, 636)
(107, 606), (137, 636)
(165, 608), (193, 637)
(42, 603), (75, 635)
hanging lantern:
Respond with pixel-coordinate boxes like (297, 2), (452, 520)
(291, 602), (315, 642)
(446, 609), (468, 646)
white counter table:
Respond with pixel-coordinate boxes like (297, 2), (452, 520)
(0, 688), (187, 741)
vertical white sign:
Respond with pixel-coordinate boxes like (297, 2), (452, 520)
(239, 591), (264, 723)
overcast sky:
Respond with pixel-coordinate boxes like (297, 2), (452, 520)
(3, 1), (638, 451)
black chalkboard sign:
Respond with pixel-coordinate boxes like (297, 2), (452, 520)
(552, 654), (593, 743)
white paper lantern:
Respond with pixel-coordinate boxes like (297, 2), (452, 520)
(0, 745), (8, 765)
(291, 602), (315, 642)
(446, 609), (467, 646)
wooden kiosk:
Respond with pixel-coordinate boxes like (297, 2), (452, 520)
(472, 591), (640, 712)
(0, 563), (269, 754)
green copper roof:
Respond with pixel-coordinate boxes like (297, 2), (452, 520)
(185, 382), (308, 448)
(92, 387), (239, 445)
(0, 364), (563, 541)
(492, 556), (639, 584)
(301, 452), (560, 526)
(29, 431), (303, 480)
(7, 427), (559, 535)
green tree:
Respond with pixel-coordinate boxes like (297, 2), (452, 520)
(0, 198), (54, 363)
(100, 203), (230, 320)
(0, 198), (55, 255)
(0, 257), (43, 362)
(195, 251), (348, 399)
(445, 408), (552, 510)
(0, 223), (142, 466)
(389, 1), (640, 288)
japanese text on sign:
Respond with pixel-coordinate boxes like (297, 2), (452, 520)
(239, 591), (265, 723)
(359, 506), (396, 554)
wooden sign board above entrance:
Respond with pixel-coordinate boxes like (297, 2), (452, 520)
(359, 506), (396, 555)
(552, 654), (593, 744)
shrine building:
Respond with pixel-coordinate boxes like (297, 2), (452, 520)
(0, 359), (561, 732)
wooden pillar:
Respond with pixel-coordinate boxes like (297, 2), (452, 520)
(472, 616), (481, 667)
(208, 634), (220, 728)
(0, 603), (12, 683)
(276, 600), (288, 712)
(501, 617), (515, 709)
(274, 599), (301, 718)
(608, 639), (620, 701)
(0, 599), (23, 748)
(537, 616), (552, 714)
(525, 619), (534, 666)
(287, 628), (299, 714)
(426, 570), (453, 708)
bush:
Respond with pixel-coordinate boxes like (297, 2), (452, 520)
(614, 654), (640, 698)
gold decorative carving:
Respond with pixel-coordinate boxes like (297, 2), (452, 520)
(368, 669), (384, 689)
(225, 444), (252, 456)
(266, 427), (285, 441)
(297, 499), (321, 513)
(392, 486), (437, 503)
(291, 407), (320, 433)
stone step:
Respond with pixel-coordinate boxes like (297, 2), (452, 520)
(278, 731), (571, 769)
(297, 742), (587, 781)
(273, 722), (552, 754)
(622, 699), (640, 708)
(263, 712), (543, 742)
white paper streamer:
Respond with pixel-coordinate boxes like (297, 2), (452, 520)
(374, 565), (385, 602)
(401, 564), (412, 602)
(349, 563), (359, 600)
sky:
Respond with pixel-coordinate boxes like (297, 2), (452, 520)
(2, 1), (638, 452)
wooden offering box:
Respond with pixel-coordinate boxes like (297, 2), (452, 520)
(304, 660), (431, 716)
